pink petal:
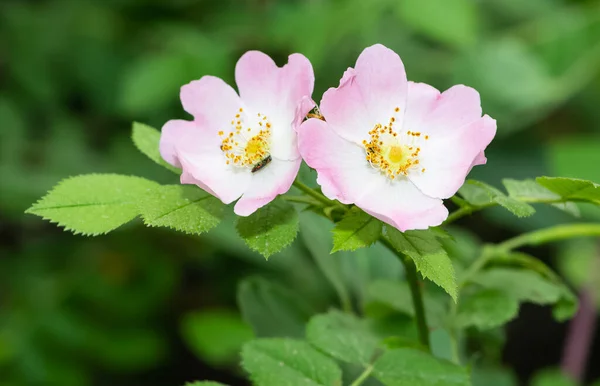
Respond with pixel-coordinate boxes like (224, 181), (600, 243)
(409, 115), (497, 199)
(404, 83), (483, 138)
(180, 76), (242, 132)
(159, 119), (200, 168)
(177, 135), (252, 204)
(356, 178), (449, 232)
(298, 118), (379, 205)
(320, 44), (408, 144)
(234, 158), (301, 216)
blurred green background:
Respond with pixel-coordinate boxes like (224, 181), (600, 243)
(1, 0), (600, 385)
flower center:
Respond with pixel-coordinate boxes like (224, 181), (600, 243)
(362, 107), (430, 180)
(219, 108), (272, 172)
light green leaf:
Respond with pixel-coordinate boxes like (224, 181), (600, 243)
(25, 174), (159, 235)
(241, 338), (342, 386)
(503, 179), (559, 201)
(537, 176), (600, 205)
(306, 311), (379, 366)
(385, 227), (458, 302)
(531, 369), (576, 386)
(131, 122), (180, 174)
(471, 367), (518, 386)
(138, 185), (225, 235)
(471, 268), (562, 305)
(181, 310), (253, 366)
(184, 381), (229, 386)
(396, 0), (479, 49)
(331, 208), (382, 252)
(236, 199), (299, 258)
(460, 180), (536, 218)
(372, 348), (470, 386)
(237, 277), (314, 339)
(456, 290), (519, 330)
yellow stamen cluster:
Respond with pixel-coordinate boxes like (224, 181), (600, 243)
(219, 109), (272, 168)
(362, 107), (429, 180)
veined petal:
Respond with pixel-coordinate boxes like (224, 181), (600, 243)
(409, 115), (497, 199)
(298, 118), (379, 204)
(180, 76), (242, 132)
(356, 178), (448, 232)
(320, 44), (408, 145)
(177, 136), (252, 205)
(235, 52), (314, 160)
(234, 158), (301, 216)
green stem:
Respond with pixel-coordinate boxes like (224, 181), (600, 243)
(350, 365), (374, 386)
(497, 223), (600, 251)
(282, 195), (323, 206)
(292, 180), (347, 212)
(448, 300), (460, 365)
(380, 236), (431, 350)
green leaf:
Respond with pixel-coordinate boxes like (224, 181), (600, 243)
(241, 338), (342, 386)
(236, 199), (299, 258)
(25, 174), (159, 235)
(471, 268), (562, 305)
(385, 227), (458, 302)
(396, 0), (479, 49)
(184, 381), (229, 386)
(531, 369), (576, 386)
(131, 122), (180, 174)
(138, 185), (225, 235)
(367, 280), (415, 317)
(537, 176), (600, 205)
(456, 290), (519, 330)
(306, 311), (379, 366)
(237, 277), (314, 339)
(503, 179), (559, 201)
(331, 208), (382, 252)
(372, 348), (470, 386)
(460, 180), (536, 218)
(181, 310), (253, 366)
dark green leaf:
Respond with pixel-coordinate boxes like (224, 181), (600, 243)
(241, 338), (342, 386)
(456, 290), (519, 330)
(236, 199), (299, 258)
(385, 227), (457, 301)
(460, 180), (535, 218)
(306, 311), (379, 365)
(331, 208), (382, 252)
(373, 348), (470, 386)
(237, 277), (314, 338)
(537, 176), (600, 205)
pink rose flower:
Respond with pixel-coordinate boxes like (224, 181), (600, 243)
(160, 51), (315, 216)
(298, 44), (496, 231)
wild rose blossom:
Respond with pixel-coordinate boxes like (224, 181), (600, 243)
(298, 44), (496, 231)
(160, 51), (314, 216)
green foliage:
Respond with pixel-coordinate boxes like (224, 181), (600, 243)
(396, 0), (479, 49)
(456, 290), (519, 330)
(367, 280), (415, 317)
(530, 369), (576, 386)
(131, 122), (180, 174)
(537, 177), (600, 205)
(138, 185), (225, 235)
(385, 227), (457, 302)
(372, 348), (471, 386)
(236, 199), (299, 259)
(241, 338), (342, 386)
(306, 311), (379, 366)
(459, 180), (536, 218)
(237, 277), (314, 339)
(331, 208), (382, 252)
(180, 310), (253, 366)
(184, 382), (228, 386)
(25, 174), (159, 235)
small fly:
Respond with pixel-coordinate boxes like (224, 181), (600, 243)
(306, 106), (325, 121)
(251, 155), (272, 173)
